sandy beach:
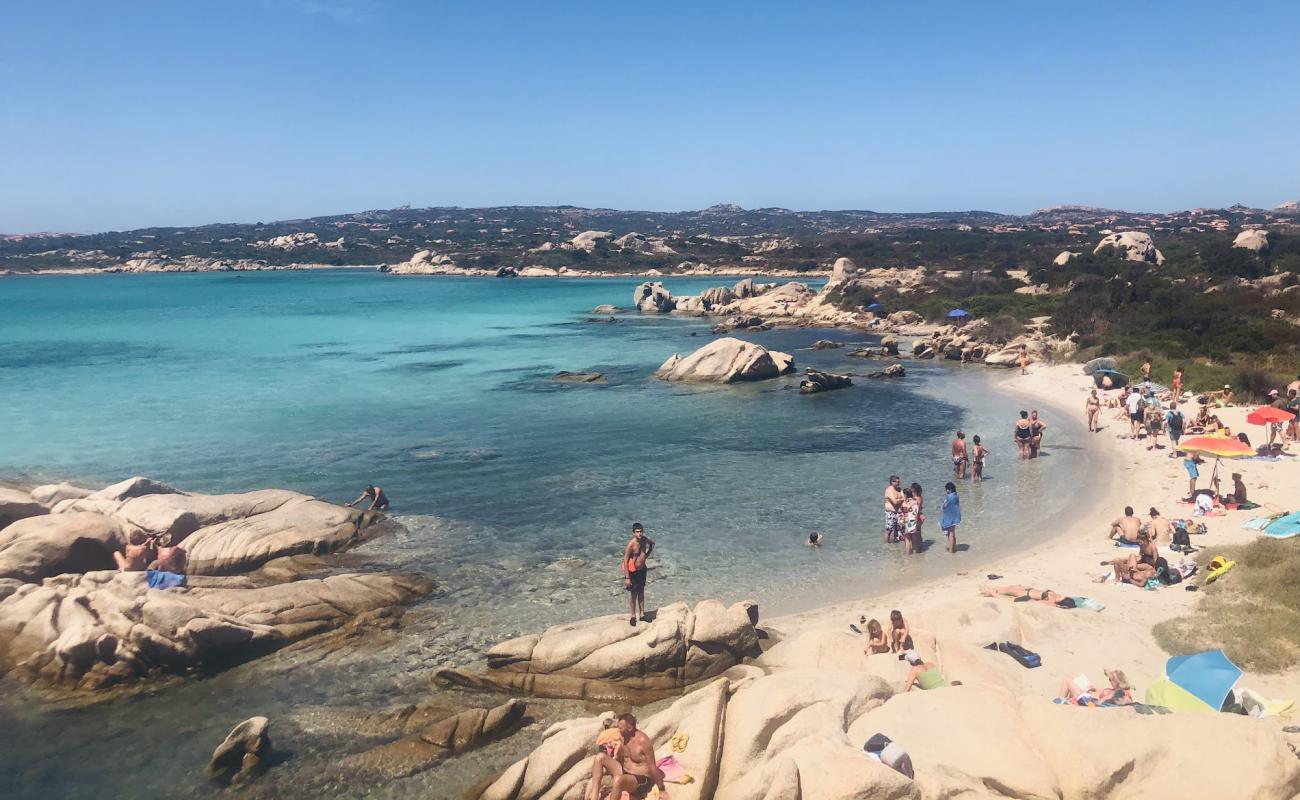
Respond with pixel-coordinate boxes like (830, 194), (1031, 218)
(772, 361), (1300, 704)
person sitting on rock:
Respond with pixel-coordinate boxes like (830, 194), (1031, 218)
(902, 650), (948, 692)
(586, 713), (665, 800)
(113, 531), (155, 572)
(148, 533), (187, 574)
(864, 618), (891, 655)
(888, 609), (912, 652)
(346, 484), (389, 512)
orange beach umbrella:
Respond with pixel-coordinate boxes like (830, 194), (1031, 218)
(1179, 435), (1253, 459)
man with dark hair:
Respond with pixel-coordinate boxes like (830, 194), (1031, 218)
(346, 484), (389, 511)
(1108, 507), (1141, 543)
(586, 713), (665, 800)
(951, 431), (968, 479)
(883, 476), (904, 543)
(623, 523), (655, 626)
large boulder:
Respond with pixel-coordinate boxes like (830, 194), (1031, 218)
(570, 231), (613, 252)
(55, 488), (308, 543)
(208, 716), (271, 785)
(1233, 229), (1270, 252)
(1053, 250), (1080, 266)
(29, 482), (94, 506)
(633, 281), (675, 313)
(829, 257), (858, 284)
(388, 250), (457, 274)
(436, 600), (760, 700)
(180, 497), (374, 575)
(0, 488), (47, 532)
(655, 338), (795, 384)
(1093, 231), (1165, 265)
(0, 512), (123, 582)
(699, 286), (736, 307)
(732, 278), (773, 299)
(731, 282), (815, 318)
(672, 296), (708, 315)
(0, 570), (430, 690)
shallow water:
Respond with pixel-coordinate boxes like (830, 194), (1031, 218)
(0, 270), (1100, 798)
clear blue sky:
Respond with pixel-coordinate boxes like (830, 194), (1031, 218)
(3, 0), (1298, 232)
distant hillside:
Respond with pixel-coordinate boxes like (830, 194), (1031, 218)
(2, 202), (1298, 275)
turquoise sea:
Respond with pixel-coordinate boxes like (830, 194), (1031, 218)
(0, 270), (1101, 797)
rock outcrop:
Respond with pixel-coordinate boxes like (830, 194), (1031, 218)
(633, 282), (676, 313)
(29, 482), (94, 506)
(655, 338), (795, 384)
(0, 487), (47, 531)
(388, 250), (458, 274)
(570, 231), (612, 252)
(1093, 231), (1165, 265)
(0, 512), (123, 581)
(0, 570), (430, 690)
(867, 364), (906, 379)
(1053, 250), (1080, 266)
(208, 716), (271, 785)
(829, 257), (858, 284)
(1233, 229), (1270, 252)
(341, 700), (526, 781)
(799, 369), (853, 394)
(436, 600), (761, 701)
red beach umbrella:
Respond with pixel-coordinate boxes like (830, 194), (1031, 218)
(1246, 406), (1295, 425)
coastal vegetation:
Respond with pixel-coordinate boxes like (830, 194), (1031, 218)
(1153, 537), (1300, 672)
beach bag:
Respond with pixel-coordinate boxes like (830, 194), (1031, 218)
(1172, 525), (1192, 552)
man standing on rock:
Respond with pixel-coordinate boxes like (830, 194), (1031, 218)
(884, 476), (904, 543)
(623, 523), (655, 626)
(586, 713), (666, 800)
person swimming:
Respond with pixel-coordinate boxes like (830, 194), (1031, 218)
(805, 531), (824, 547)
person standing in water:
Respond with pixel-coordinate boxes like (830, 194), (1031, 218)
(347, 484), (390, 511)
(1085, 389), (1101, 433)
(940, 482), (961, 553)
(951, 431), (968, 479)
(971, 435), (989, 482)
(1029, 410), (1047, 458)
(883, 475), (904, 544)
(623, 523), (655, 626)
(1013, 411), (1033, 459)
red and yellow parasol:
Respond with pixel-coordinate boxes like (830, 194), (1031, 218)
(1178, 435), (1253, 459)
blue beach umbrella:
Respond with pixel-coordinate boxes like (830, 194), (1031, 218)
(1145, 650), (1242, 712)
(947, 308), (969, 319)
(866, 303), (883, 311)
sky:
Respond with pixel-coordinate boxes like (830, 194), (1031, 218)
(2, 0), (1299, 233)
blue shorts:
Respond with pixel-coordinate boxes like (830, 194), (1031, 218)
(1184, 461), (1198, 478)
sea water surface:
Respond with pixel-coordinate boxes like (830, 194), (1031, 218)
(0, 270), (1100, 798)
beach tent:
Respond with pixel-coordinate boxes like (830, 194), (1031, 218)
(1082, 357), (1117, 376)
(1092, 369), (1129, 389)
(1145, 650), (1242, 712)
(946, 308), (969, 319)
(1263, 510), (1300, 540)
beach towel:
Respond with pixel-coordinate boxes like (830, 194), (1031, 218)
(1071, 597), (1105, 612)
(1263, 511), (1300, 540)
(1238, 688), (1296, 718)
(1204, 557), (1236, 584)
(596, 728), (622, 759)
(986, 641), (1041, 668)
(669, 732), (689, 753)
(1242, 516), (1274, 531)
(146, 569), (186, 589)
(656, 755), (693, 784)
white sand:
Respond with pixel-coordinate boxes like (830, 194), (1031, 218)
(770, 362), (1300, 702)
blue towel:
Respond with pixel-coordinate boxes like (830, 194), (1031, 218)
(147, 569), (186, 589)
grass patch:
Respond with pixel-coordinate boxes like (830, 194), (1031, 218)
(1152, 538), (1300, 672)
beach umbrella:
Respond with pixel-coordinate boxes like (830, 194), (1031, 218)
(865, 303), (883, 311)
(946, 308), (969, 319)
(1246, 406), (1295, 425)
(1178, 435), (1253, 459)
(1082, 357), (1117, 376)
(1145, 650), (1242, 712)
(1093, 369), (1129, 389)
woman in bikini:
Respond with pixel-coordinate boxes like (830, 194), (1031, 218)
(1013, 411), (1033, 460)
(1171, 366), (1184, 399)
(971, 435), (988, 482)
(1085, 390), (1101, 433)
(1059, 669), (1134, 706)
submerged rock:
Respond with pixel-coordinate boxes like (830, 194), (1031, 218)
(208, 716), (271, 785)
(551, 371), (606, 384)
(799, 369), (853, 394)
(867, 364), (906, 379)
(811, 339), (843, 350)
(656, 338), (794, 384)
(341, 700), (526, 781)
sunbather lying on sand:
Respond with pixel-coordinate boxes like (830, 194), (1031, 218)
(981, 584), (1069, 605)
(1058, 669), (1134, 706)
